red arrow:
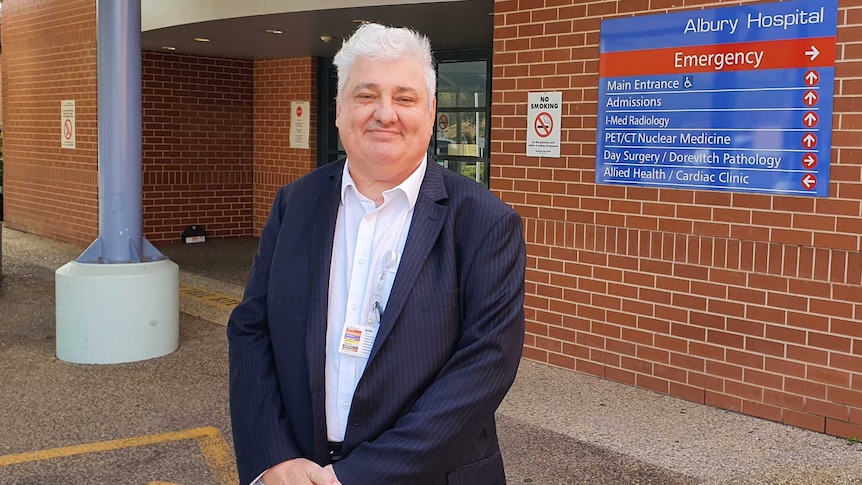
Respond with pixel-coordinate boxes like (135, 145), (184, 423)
(802, 133), (818, 148)
(802, 153), (818, 169)
(801, 173), (817, 190)
(804, 70), (819, 86)
(803, 112), (818, 127)
(803, 90), (819, 106)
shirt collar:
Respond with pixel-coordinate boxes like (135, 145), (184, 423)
(340, 156), (427, 209)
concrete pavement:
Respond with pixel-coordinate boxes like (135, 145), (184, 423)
(1, 225), (861, 484)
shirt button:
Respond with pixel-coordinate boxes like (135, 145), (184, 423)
(351, 304), (358, 310)
(376, 284), (383, 290)
(342, 403), (349, 409)
(365, 215), (374, 222)
(358, 258), (365, 265)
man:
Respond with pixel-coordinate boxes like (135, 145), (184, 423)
(228, 23), (525, 485)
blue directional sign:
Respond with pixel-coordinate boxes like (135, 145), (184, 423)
(597, 0), (838, 196)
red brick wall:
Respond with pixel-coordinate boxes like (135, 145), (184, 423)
(0, 50), (4, 131)
(1, 48), (4, 216)
(0, 0), (98, 243)
(493, 0), (862, 438)
(142, 52), (254, 243)
(253, 58), (317, 235)
(1, 3), (257, 246)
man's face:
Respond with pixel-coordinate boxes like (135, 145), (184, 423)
(336, 56), (436, 183)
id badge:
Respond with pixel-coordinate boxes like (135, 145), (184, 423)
(338, 322), (378, 358)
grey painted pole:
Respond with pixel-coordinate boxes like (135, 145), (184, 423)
(79, 0), (162, 264)
(56, 0), (178, 364)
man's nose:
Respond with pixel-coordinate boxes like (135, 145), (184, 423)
(374, 97), (397, 124)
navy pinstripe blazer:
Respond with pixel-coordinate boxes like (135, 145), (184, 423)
(228, 159), (526, 485)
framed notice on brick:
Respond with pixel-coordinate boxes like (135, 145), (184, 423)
(290, 101), (310, 149)
(527, 92), (561, 158)
(61, 100), (76, 149)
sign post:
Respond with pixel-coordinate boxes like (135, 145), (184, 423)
(596, 0), (837, 197)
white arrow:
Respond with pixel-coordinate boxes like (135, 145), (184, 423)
(803, 155), (816, 167)
(802, 174), (816, 189)
(805, 71), (819, 84)
(805, 45), (820, 61)
(804, 112), (818, 126)
(804, 91), (818, 105)
(802, 133), (817, 147)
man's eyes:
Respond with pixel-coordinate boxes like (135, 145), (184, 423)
(353, 93), (417, 104)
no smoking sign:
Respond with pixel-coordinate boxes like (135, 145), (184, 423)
(437, 114), (449, 131)
(526, 92), (561, 157)
(61, 99), (76, 149)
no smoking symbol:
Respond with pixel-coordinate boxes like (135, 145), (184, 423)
(438, 114), (449, 130)
(63, 119), (73, 140)
(534, 112), (553, 138)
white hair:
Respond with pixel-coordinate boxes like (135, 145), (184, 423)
(333, 23), (436, 109)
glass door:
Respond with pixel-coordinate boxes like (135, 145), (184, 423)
(434, 52), (491, 187)
(318, 60), (346, 165)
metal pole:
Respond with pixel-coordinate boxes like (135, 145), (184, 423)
(78, 0), (162, 263)
(79, 0), (146, 263)
(56, 0), (177, 364)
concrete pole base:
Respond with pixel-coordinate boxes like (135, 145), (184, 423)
(55, 259), (179, 364)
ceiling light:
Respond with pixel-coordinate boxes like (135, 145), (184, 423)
(353, 19), (369, 24)
(265, 29), (283, 34)
(161, 46), (176, 51)
(319, 35), (332, 43)
(194, 37), (210, 42)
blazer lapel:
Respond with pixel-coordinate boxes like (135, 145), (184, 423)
(368, 162), (449, 363)
(304, 165), (342, 462)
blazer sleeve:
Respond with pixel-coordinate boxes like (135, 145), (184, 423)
(333, 208), (527, 483)
(227, 187), (301, 485)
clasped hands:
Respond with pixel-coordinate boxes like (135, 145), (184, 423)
(261, 458), (341, 485)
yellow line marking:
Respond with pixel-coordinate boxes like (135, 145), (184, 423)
(195, 429), (239, 485)
(0, 426), (238, 485)
(0, 428), (209, 466)
(179, 284), (241, 311)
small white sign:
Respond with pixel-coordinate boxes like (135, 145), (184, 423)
(290, 101), (310, 149)
(61, 100), (76, 149)
(526, 92), (561, 158)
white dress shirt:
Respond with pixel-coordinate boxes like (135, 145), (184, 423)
(325, 157), (426, 442)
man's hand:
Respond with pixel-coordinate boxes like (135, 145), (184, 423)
(261, 458), (341, 485)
